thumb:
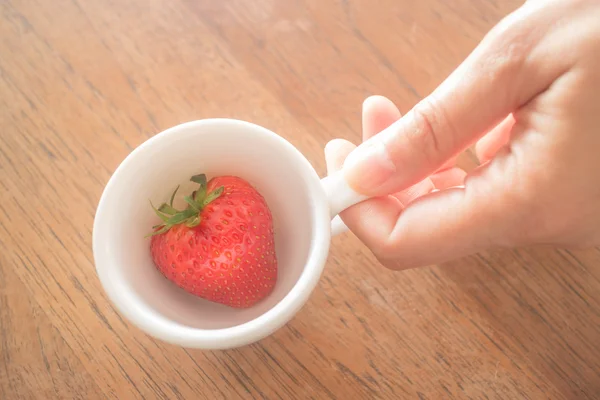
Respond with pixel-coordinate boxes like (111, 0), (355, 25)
(341, 3), (568, 197)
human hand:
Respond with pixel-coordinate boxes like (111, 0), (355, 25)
(325, 0), (600, 270)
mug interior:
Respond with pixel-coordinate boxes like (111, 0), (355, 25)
(93, 119), (330, 344)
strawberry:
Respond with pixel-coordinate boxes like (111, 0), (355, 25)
(147, 174), (277, 308)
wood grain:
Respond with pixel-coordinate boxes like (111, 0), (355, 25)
(1, 0), (599, 398)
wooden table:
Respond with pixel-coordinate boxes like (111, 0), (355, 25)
(2, 0), (599, 398)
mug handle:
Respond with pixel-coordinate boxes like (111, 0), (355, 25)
(330, 215), (349, 236)
(320, 171), (369, 236)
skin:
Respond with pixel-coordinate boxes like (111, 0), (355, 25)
(325, 0), (600, 270)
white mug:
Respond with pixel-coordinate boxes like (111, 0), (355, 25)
(93, 118), (370, 349)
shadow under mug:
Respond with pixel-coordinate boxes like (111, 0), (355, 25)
(93, 118), (368, 349)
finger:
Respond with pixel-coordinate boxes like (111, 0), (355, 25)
(324, 137), (438, 209)
(325, 138), (356, 174)
(430, 167), (467, 189)
(393, 168), (466, 208)
(362, 95), (402, 141)
(341, 3), (570, 197)
(436, 156), (458, 172)
(325, 139), (404, 241)
(393, 178), (435, 206)
(374, 184), (507, 270)
(475, 114), (515, 163)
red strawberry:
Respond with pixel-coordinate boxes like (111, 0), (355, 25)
(147, 174), (277, 308)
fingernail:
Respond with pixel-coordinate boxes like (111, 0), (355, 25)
(362, 95), (380, 109)
(324, 139), (346, 156)
(342, 139), (396, 194)
(325, 138), (356, 175)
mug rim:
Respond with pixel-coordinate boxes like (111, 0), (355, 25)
(92, 118), (332, 349)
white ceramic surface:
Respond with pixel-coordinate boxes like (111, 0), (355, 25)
(92, 118), (367, 349)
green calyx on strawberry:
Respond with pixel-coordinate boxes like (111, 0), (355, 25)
(147, 173), (278, 309)
(147, 174), (224, 237)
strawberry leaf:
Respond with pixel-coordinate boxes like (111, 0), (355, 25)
(145, 224), (171, 238)
(190, 174), (207, 186)
(183, 195), (201, 211)
(203, 186), (224, 206)
(169, 185), (180, 207)
(191, 174), (207, 202)
(185, 216), (201, 228)
(166, 208), (197, 225)
(158, 203), (178, 215)
(150, 201), (169, 222)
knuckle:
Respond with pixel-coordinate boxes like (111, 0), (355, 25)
(374, 254), (404, 271)
(371, 246), (393, 266)
(374, 252), (422, 271)
(370, 239), (419, 271)
(376, 256), (398, 270)
(369, 240), (399, 270)
(408, 98), (454, 166)
(482, 43), (528, 90)
(479, 17), (533, 88)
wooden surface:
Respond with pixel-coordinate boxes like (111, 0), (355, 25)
(1, 0), (600, 398)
